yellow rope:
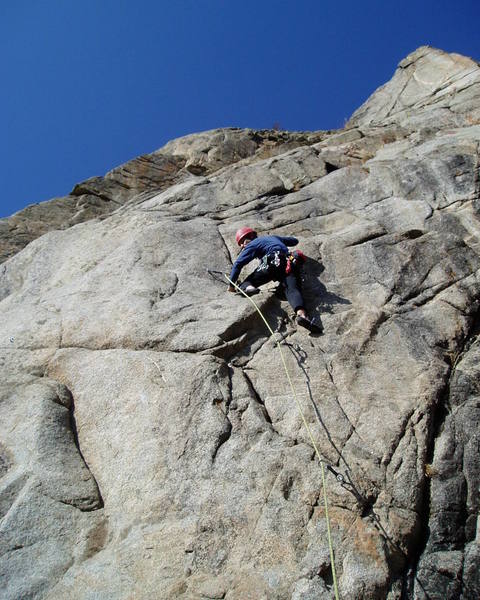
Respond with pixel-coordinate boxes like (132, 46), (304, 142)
(225, 275), (340, 600)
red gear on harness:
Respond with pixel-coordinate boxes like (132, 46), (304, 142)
(285, 249), (307, 274)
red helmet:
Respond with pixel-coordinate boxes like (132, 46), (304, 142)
(235, 227), (257, 246)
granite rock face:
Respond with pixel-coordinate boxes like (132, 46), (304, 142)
(0, 129), (326, 265)
(1, 46), (479, 599)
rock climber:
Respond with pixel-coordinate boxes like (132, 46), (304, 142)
(227, 227), (322, 333)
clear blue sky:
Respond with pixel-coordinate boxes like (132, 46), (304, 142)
(1, 0), (479, 218)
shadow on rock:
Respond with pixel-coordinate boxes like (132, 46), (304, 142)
(275, 256), (350, 332)
(302, 256), (351, 319)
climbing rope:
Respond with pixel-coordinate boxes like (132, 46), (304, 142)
(225, 275), (340, 600)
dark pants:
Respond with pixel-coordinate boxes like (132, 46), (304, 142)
(240, 252), (305, 313)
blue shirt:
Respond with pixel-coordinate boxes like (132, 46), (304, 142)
(229, 235), (298, 282)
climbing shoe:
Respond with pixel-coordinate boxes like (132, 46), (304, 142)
(297, 315), (323, 334)
(243, 285), (260, 296)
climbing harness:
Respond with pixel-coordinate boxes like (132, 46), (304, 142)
(257, 249), (307, 277)
(225, 274), (340, 600)
(208, 247), (306, 289)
